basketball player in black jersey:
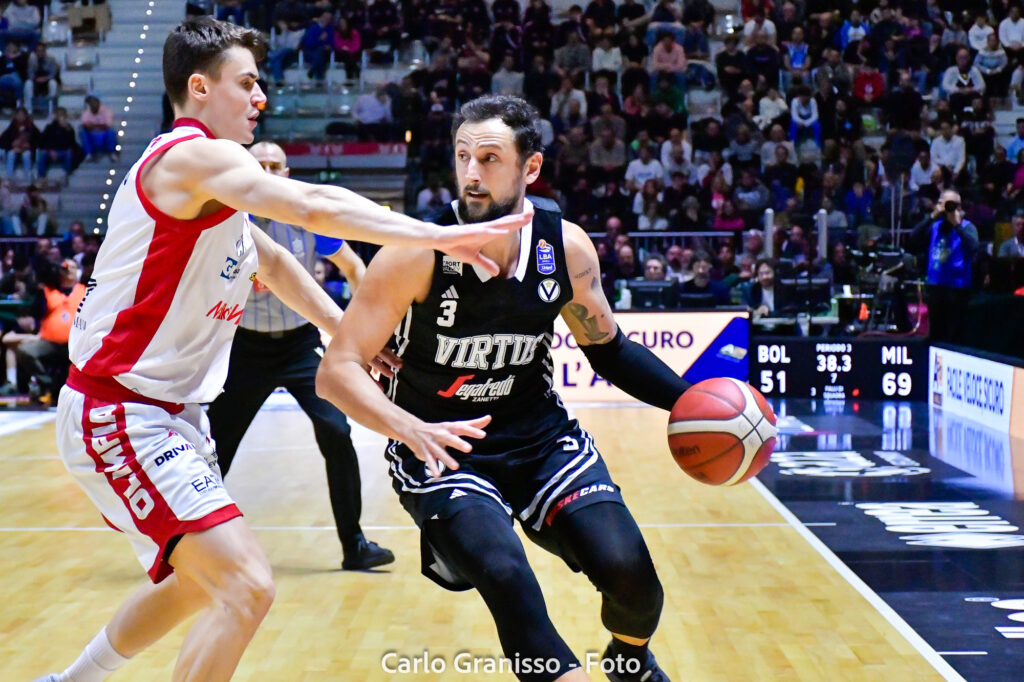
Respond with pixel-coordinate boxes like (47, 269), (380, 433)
(316, 95), (691, 682)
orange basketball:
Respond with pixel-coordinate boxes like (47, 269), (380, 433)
(668, 377), (777, 486)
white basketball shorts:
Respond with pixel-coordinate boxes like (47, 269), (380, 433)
(56, 384), (242, 582)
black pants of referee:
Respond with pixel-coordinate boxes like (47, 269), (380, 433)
(207, 324), (363, 547)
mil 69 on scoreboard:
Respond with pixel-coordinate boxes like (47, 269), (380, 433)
(749, 337), (928, 401)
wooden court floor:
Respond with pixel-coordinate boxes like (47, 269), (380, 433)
(0, 404), (945, 681)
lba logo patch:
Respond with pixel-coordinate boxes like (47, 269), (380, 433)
(538, 278), (560, 302)
(536, 239), (555, 274)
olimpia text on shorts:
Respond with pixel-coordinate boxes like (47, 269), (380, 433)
(380, 650), (642, 676)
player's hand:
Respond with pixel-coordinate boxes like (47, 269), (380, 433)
(368, 347), (403, 378)
(405, 415), (491, 478)
(432, 206), (534, 277)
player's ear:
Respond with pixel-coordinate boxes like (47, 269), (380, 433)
(187, 73), (209, 103)
(523, 151), (543, 185)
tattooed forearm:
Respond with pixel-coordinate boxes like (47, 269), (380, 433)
(573, 266), (594, 279)
(567, 301), (609, 342)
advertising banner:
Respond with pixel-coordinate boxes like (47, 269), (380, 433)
(930, 346), (1015, 431)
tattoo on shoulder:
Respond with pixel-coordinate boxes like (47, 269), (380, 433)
(589, 275), (600, 291)
(573, 266), (594, 280)
(567, 302), (609, 343)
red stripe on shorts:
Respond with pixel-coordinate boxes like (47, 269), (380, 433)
(79, 395), (241, 582)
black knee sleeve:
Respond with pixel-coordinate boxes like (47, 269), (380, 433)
(425, 506), (581, 681)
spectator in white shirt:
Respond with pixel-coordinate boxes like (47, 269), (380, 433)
(909, 150), (934, 192)
(491, 54), (524, 95)
(416, 177), (452, 217)
(756, 89), (789, 132)
(624, 144), (665, 193)
(969, 14), (994, 52)
(660, 128), (692, 179)
(743, 11), (777, 47)
(550, 76), (588, 120)
(942, 48), (986, 111)
(930, 121), (966, 178)
(591, 35), (622, 77)
(789, 86), (821, 147)
(353, 86), (393, 140)
(3, 0), (40, 46)
(1000, 5), (1024, 65)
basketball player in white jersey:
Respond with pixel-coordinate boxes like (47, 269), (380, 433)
(34, 18), (529, 682)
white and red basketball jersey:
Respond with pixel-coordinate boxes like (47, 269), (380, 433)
(70, 119), (257, 404)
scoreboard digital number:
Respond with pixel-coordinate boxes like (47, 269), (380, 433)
(750, 338), (927, 401)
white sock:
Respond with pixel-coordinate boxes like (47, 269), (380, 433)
(60, 627), (130, 682)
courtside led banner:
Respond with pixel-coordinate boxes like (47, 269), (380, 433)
(930, 347), (1015, 432)
(550, 310), (749, 402)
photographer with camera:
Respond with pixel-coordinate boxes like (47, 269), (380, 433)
(909, 190), (979, 344)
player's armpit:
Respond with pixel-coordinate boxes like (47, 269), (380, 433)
(559, 220), (617, 347)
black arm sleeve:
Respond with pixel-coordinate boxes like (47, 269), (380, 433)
(579, 328), (692, 411)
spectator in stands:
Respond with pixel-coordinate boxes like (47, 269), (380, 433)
(744, 10), (777, 47)
(267, 14), (305, 86)
(0, 41), (26, 108)
(814, 48), (853, 95)
(969, 13), (994, 53)
(586, 74), (621, 117)
(79, 95), (116, 162)
(624, 143), (664, 193)
(756, 88), (788, 132)
(415, 175), (452, 218)
(716, 35), (747, 93)
(588, 126), (626, 184)
(681, 21), (709, 61)
(641, 253), (669, 284)
(19, 182), (53, 235)
(976, 33), (1010, 98)
(741, 229), (765, 261)
(713, 198), (746, 231)
(15, 256), (83, 401)
(24, 42), (58, 108)
(2, 0), (40, 50)
(680, 250), (730, 304)
(734, 168), (770, 213)
(333, 16), (362, 82)
(665, 244), (692, 283)
(353, 85), (394, 141)
(1000, 5), (1024, 68)
(743, 257), (776, 320)
(931, 120), (967, 182)
(789, 85), (821, 147)
(367, 0), (402, 53)
(942, 47), (986, 111)
(746, 31), (781, 88)
(553, 30), (590, 84)
(550, 76), (587, 122)
(844, 180), (874, 227)
(838, 10), (869, 51)
(909, 149), (935, 193)
(0, 105), (37, 178)
(885, 70), (925, 133)
(649, 31), (687, 91)
(852, 59), (886, 104)
(216, 0), (245, 24)
(491, 54), (524, 96)
(778, 224), (809, 263)
(591, 34), (621, 79)
(610, 242), (640, 290)
(302, 10), (335, 82)
(583, 0), (617, 41)
(782, 26), (811, 93)
(998, 211), (1024, 258)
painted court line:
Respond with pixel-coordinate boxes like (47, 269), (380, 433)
(936, 652), (987, 656)
(0, 521), (833, 532)
(750, 478), (966, 682)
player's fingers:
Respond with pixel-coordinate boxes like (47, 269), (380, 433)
(423, 452), (441, 478)
(432, 445), (461, 471)
(370, 356), (395, 378)
(467, 251), (500, 277)
(379, 347), (403, 368)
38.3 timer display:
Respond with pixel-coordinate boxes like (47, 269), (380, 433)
(749, 338), (927, 401)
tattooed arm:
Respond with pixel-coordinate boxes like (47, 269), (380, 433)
(560, 220), (691, 409)
(560, 221), (618, 347)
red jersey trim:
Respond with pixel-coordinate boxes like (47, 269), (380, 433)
(68, 365), (185, 414)
(172, 117), (216, 138)
(134, 133), (235, 231)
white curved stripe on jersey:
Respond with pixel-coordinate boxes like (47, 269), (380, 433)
(384, 441), (501, 493)
(384, 442), (512, 514)
(667, 378), (777, 486)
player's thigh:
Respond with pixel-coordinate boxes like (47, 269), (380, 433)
(168, 517), (274, 606)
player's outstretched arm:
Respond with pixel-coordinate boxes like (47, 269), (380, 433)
(559, 221), (691, 410)
(315, 246), (488, 477)
(177, 139), (532, 276)
(250, 227), (343, 333)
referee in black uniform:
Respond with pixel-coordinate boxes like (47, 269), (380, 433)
(207, 141), (393, 570)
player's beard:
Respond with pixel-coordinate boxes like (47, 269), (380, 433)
(458, 190), (521, 224)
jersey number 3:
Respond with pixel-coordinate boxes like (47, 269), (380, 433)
(436, 300), (457, 327)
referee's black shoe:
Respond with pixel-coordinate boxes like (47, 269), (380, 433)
(342, 535), (395, 570)
(602, 641), (671, 682)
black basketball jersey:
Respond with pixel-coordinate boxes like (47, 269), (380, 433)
(386, 197), (575, 456)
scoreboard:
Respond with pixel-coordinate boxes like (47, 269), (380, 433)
(749, 337), (928, 400)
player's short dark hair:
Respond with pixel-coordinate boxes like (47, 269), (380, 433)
(163, 17), (267, 109)
(452, 94), (543, 166)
